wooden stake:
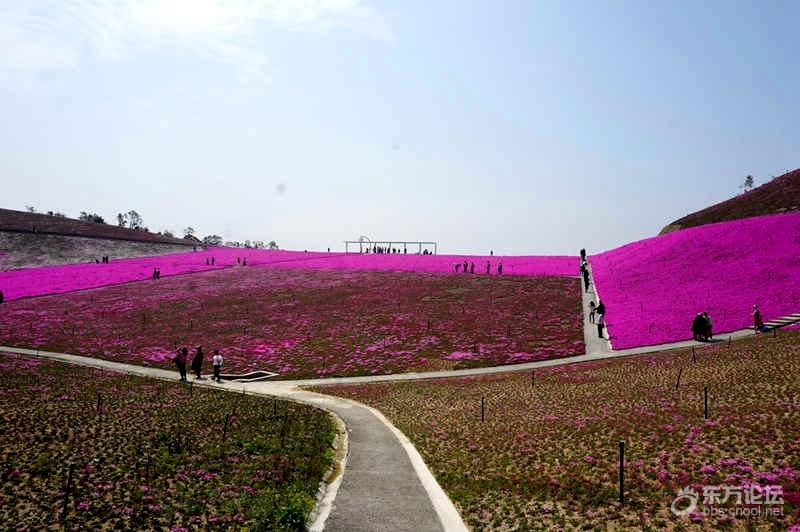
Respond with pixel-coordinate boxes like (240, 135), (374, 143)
(61, 462), (75, 522)
(704, 386), (708, 419)
(675, 367), (683, 390)
(619, 440), (625, 504)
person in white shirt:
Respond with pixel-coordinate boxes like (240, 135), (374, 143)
(212, 350), (223, 383)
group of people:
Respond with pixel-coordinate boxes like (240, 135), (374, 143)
(204, 257), (216, 266)
(173, 346), (224, 383)
(691, 312), (714, 341)
(151, 267), (162, 280)
(95, 256), (111, 264)
(692, 305), (768, 341)
(589, 300), (607, 338)
(454, 260), (503, 275)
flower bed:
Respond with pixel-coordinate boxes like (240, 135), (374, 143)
(0, 268), (584, 378)
(263, 252), (577, 278)
(0, 247), (576, 302)
(0, 352), (335, 530)
(0, 248), (337, 301)
(317, 332), (800, 530)
(592, 211), (800, 349)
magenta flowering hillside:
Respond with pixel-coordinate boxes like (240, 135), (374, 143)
(263, 252), (577, 277)
(0, 248), (337, 301)
(592, 211), (800, 349)
(0, 268), (584, 378)
(0, 247), (576, 301)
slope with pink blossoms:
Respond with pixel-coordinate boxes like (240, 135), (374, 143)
(0, 248), (577, 302)
(592, 211), (800, 349)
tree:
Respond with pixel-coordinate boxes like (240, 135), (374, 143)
(741, 175), (754, 192)
(183, 227), (195, 238)
(126, 210), (143, 230)
(268, 240), (278, 250)
(202, 235), (223, 246)
(117, 213), (125, 227)
(162, 229), (175, 238)
(79, 211), (105, 224)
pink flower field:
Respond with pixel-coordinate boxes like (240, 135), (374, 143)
(0, 247), (576, 302)
(0, 268), (583, 378)
(0, 248), (338, 301)
(263, 252), (577, 278)
(592, 212), (800, 349)
(318, 331), (800, 529)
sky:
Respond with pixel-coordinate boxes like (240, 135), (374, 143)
(0, 1), (798, 255)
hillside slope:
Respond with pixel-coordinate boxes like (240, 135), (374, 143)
(593, 211), (800, 349)
(661, 168), (800, 234)
(0, 232), (193, 270)
(0, 208), (191, 245)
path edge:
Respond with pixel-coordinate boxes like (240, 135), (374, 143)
(307, 411), (349, 532)
(296, 390), (469, 532)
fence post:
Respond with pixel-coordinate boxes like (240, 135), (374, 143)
(61, 462), (75, 522)
(619, 440), (625, 504)
(704, 386), (708, 419)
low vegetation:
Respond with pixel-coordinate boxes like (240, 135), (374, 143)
(0, 353), (336, 530)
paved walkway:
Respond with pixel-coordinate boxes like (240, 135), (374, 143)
(581, 263), (612, 355)
(0, 347), (466, 532)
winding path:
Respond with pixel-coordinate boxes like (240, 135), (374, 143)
(0, 346), (465, 532)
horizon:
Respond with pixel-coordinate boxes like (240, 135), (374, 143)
(1, 1), (798, 255)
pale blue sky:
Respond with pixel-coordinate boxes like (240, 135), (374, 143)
(1, 1), (797, 254)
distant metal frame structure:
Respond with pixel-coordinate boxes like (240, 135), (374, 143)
(343, 239), (438, 255)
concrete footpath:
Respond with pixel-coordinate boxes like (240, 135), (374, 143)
(0, 346), (466, 532)
(581, 263), (612, 355)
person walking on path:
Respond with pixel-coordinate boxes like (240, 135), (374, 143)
(589, 301), (596, 323)
(580, 248), (586, 261)
(596, 312), (606, 339)
(212, 350), (223, 383)
(582, 268), (590, 290)
(596, 300), (606, 318)
(470, 262), (475, 274)
(463, 260), (468, 273)
(486, 261), (491, 274)
(174, 347), (188, 382)
(191, 346), (204, 379)
(753, 305), (767, 333)
(497, 262), (503, 275)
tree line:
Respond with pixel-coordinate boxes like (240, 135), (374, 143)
(19, 206), (278, 249)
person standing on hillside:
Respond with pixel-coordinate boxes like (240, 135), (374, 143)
(589, 300), (597, 323)
(497, 262), (503, 275)
(597, 312), (606, 339)
(212, 350), (223, 383)
(470, 262), (475, 274)
(753, 305), (767, 333)
(191, 346), (204, 380)
(0, 289), (4, 304)
(486, 261), (491, 274)
(582, 267), (590, 290)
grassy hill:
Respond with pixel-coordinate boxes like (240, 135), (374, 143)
(0, 208), (191, 245)
(660, 168), (800, 234)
